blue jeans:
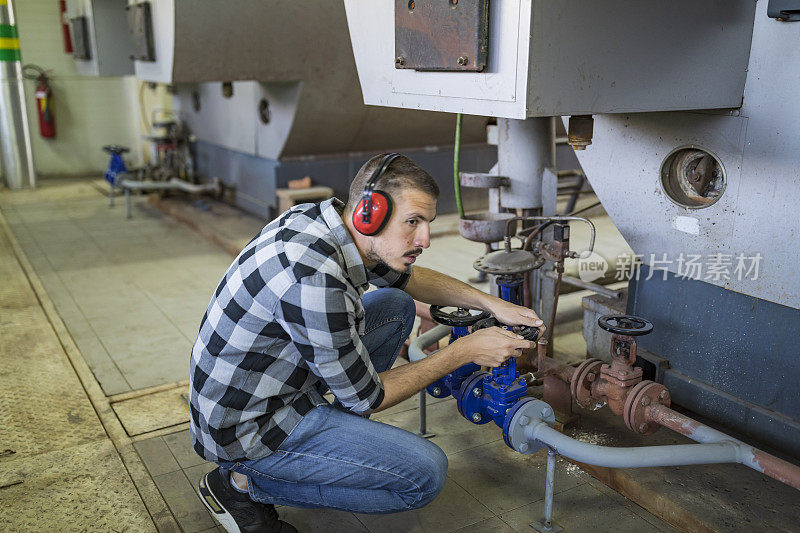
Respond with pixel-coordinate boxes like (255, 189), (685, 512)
(222, 288), (448, 514)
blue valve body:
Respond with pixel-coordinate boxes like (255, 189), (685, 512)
(454, 274), (533, 431)
(426, 326), (475, 398)
(104, 151), (128, 186)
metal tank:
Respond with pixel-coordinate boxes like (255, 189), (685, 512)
(115, 0), (493, 217)
(343, 0), (800, 457)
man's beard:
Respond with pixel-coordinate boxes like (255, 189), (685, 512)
(366, 242), (420, 273)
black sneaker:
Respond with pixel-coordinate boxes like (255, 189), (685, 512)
(198, 467), (298, 533)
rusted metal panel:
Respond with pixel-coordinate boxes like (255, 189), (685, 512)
(394, 0), (489, 72)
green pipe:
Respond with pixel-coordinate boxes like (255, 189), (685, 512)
(453, 113), (465, 218)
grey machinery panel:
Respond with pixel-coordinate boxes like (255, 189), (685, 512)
(345, 0), (756, 118)
(130, 0), (489, 158)
(571, 1), (800, 309)
(66, 0), (134, 77)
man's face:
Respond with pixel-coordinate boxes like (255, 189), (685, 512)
(365, 189), (437, 272)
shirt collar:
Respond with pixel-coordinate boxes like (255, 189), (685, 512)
(321, 198), (369, 289)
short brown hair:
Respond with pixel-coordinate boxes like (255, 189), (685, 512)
(345, 154), (439, 214)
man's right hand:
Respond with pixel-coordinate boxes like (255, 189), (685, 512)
(450, 326), (532, 368)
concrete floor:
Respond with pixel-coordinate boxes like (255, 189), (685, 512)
(0, 178), (676, 532)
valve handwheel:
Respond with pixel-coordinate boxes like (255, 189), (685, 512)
(598, 315), (654, 336)
(472, 316), (540, 342)
(429, 305), (489, 327)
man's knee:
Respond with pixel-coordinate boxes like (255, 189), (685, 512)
(405, 442), (448, 510)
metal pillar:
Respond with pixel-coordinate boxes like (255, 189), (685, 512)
(531, 449), (563, 533)
(0, 0), (35, 190)
(496, 117), (551, 210)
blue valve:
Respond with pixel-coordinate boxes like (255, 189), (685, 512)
(102, 145), (130, 186)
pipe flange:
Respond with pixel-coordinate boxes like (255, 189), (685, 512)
(571, 358), (604, 409)
(624, 380), (670, 435)
(504, 398), (556, 455)
(455, 371), (492, 425)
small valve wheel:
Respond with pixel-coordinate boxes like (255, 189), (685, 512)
(598, 315), (654, 336)
(429, 305), (489, 327)
(472, 316), (540, 342)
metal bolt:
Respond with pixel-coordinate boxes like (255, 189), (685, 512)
(659, 390), (669, 400)
(638, 423), (649, 433)
(457, 56), (468, 66)
(587, 373), (596, 382)
(432, 387), (441, 396)
(472, 413), (482, 423)
(519, 416), (530, 426)
(640, 396), (651, 407)
(472, 387), (482, 397)
(541, 407), (552, 418)
(519, 443), (529, 453)
(395, 56), (405, 66)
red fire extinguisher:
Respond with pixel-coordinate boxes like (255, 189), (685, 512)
(23, 64), (56, 139)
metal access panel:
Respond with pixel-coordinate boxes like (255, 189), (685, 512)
(345, 0), (757, 118)
(66, 0), (134, 76)
(70, 17), (91, 60)
(127, 1), (155, 62)
(394, 0), (489, 72)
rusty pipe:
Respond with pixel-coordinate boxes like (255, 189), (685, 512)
(647, 404), (800, 491)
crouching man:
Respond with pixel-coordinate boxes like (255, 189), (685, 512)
(190, 154), (543, 532)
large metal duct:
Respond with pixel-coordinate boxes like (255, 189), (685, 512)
(128, 0), (488, 158)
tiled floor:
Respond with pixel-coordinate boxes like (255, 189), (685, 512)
(0, 180), (235, 395)
(2, 178), (669, 532)
(135, 395), (677, 533)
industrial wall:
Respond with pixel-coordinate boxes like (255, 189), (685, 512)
(14, 0), (140, 177)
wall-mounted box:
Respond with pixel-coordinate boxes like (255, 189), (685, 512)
(66, 0), (134, 76)
(345, 0), (757, 119)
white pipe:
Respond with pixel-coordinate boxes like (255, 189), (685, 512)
(527, 418), (743, 469)
(408, 324), (451, 362)
(117, 177), (220, 194)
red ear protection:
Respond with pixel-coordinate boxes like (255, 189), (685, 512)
(352, 190), (393, 236)
(352, 153), (401, 236)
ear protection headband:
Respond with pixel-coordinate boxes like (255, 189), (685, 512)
(352, 153), (402, 236)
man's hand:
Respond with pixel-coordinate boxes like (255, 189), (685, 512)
(487, 298), (545, 334)
(451, 327), (532, 367)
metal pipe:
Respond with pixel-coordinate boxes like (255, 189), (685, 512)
(117, 178), (220, 194)
(544, 271), (623, 299)
(647, 404), (800, 491)
(0, 0), (35, 189)
(408, 325), (449, 438)
(546, 271), (562, 343)
(526, 419), (742, 468)
(497, 118), (550, 210)
(408, 324), (450, 362)
(543, 448), (556, 526)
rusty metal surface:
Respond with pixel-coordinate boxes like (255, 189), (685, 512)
(623, 381), (669, 435)
(571, 358), (604, 410)
(395, 0), (489, 72)
(567, 115), (593, 150)
(647, 404), (800, 491)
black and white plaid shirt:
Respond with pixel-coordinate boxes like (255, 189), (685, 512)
(189, 198), (410, 463)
